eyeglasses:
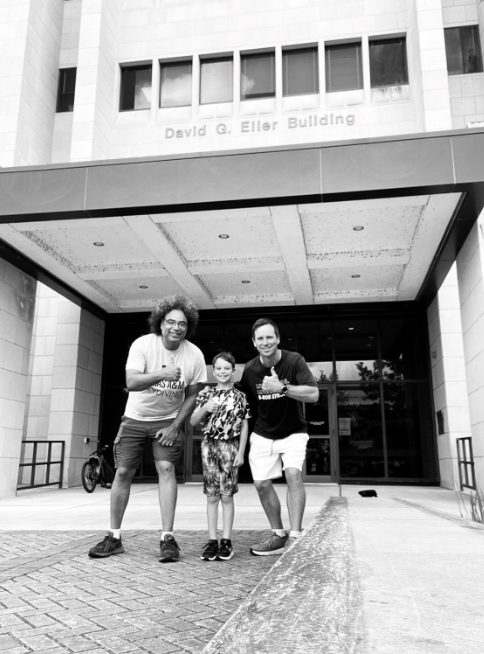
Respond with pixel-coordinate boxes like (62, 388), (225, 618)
(164, 319), (188, 330)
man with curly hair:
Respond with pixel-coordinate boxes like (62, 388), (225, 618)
(89, 295), (207, 562)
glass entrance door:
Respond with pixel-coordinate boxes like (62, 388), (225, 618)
(303, 386), (336, 482)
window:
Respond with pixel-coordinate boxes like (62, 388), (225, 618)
(56, 68), (76, 112)
(120, 64), (152, 111)
(200, 56), (233, 104)
(325, 42), (362, 92)
(241, 51), (275, 100)
(444, 26), (483, 75)
(160, 60), (192, 108)
(369, 36), (408, 87)
(283, 46), (319, 96)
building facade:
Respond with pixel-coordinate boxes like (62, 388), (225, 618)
(1, 0), (484, 497)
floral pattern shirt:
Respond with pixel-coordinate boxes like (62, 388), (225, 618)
(194, 386), (251, 440)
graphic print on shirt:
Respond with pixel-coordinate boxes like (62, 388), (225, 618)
(256, 383), (285, 401)
(195, 386), (251, 440)
(147, 380), (185, 399)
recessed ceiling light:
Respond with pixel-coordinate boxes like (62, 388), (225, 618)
(348, 327), (355, 331)
(353, 226), (364, 231)
(242, 280), (250, 284)
(351, 274), (361, 278)
(218, 234), (229, 239)
(93, 242), (104, 247)
(139, 285), (148, 289)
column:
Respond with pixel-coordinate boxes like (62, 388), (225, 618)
(70, 0), (119, 161)
(47, 299), (105, 486)
(0, 259), (36, 498)
(427, 264), (471, 489)
(456, 213), (484, 491)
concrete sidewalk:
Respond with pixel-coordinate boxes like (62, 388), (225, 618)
(0, 484), (483, 653)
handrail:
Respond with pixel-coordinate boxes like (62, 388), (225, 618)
(456, 437), (476, 491)
(17, 440), (65, 491)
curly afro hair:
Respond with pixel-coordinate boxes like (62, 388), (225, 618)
(148, 295), (199, 339)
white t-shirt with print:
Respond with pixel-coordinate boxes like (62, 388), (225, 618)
(124, 334), (207, 421)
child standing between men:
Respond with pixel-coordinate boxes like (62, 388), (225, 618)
(190, 352), (250, 561)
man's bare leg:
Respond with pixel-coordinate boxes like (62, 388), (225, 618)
(110, 467), (136, 529)
(155, 460), (177, 531)
(253, 479), (284, 529)
(285, 467), (306, 532)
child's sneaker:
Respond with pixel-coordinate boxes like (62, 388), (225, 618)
(217, 538), (234, 561)
(201, 540), (219, 561)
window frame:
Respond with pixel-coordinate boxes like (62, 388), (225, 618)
(56, 68), (77, 113)
(119, 63), (153, 112)
(369, 35), (409, 88)
(325, 41), (363, 93)
(444, 25), (483, 75)
(282, 45), (319, 97)
(199, 54), (234, 105)
(240, 50), (276, 101)
(159, 58), (193, 108)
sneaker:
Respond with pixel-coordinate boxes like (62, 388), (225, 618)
(200, 540), (219, 561)
(217, 538), (234, 561)
(159, 534), (180, 563)
(250, 532), (289, 556)
(88, 533), (124, 558)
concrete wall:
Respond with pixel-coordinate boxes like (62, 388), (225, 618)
(428, 264), (471, 489)
(456, 214), (484, 491)
(0, 0), (64, 167)
(0, 259), (36, 497)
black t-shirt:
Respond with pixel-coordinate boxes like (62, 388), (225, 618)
(239, 350), (317, 440)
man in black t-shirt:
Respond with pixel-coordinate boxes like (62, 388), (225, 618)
(239, 318), (319, 555)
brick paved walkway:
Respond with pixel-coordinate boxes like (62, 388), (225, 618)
(0, 530), (275, 654)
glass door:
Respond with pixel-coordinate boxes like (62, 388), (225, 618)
(304, 385), (337, 482)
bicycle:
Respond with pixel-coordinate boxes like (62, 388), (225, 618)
(81, 444), (115, 493)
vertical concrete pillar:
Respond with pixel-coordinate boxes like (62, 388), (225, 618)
(456, 214), (484, 490)
(47, 299), (105, 486)
(70, 0), (119, 161)
(0, 259), (36, 498)
(428, 264), (471, 489)
(0, 0), (63, 167)
(412, 0), (452, 132)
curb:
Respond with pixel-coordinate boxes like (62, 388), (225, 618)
(203, 497), (366, 654)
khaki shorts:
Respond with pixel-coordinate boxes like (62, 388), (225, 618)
(113, 417), (185, 470)
(249, 432), (309, 480)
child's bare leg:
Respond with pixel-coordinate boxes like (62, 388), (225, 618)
(221, 494), (234, 539)
(207, 495), (220, 540)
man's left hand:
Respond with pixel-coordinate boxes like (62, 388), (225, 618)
(261, 367), (284, 393)
(156, 425), (179, 446)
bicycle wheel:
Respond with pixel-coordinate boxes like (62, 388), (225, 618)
(81, 461), (98, 493)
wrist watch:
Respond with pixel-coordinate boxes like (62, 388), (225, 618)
(280, 384), (289, 395)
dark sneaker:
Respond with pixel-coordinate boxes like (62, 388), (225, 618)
(250, 532), (288, 556)
(201, 540), (219, 561)
(217, 538), (234, 561)
(159, 534), (180, 563)
(88, 533), (124, 558)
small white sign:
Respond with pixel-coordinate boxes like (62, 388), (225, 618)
(339, 418), (351, 436)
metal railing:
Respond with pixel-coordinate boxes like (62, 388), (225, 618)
(456, 437), (476, 491)
(17, 440), (65, 491)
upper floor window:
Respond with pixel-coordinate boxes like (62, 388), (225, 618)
(56, 68), (76, 112)
(444, 26), (483, 75)
(241, 51), (275, 100)
(120, 64), (152, 111)
(282, 46), (319, 96)
(369, 36), (408, 87)
(325, 42), (362, 92)
(160, 60), (192, 108)
(200, 55), (233, 104)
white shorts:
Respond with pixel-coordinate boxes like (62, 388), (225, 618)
(249, 432), (309, 481)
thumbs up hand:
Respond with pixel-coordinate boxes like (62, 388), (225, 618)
(262, 367), (283, 393)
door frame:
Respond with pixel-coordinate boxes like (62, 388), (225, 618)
(303, 383), (339, 483)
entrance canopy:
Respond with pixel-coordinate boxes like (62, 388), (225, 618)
(1, 129), (483, 315)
